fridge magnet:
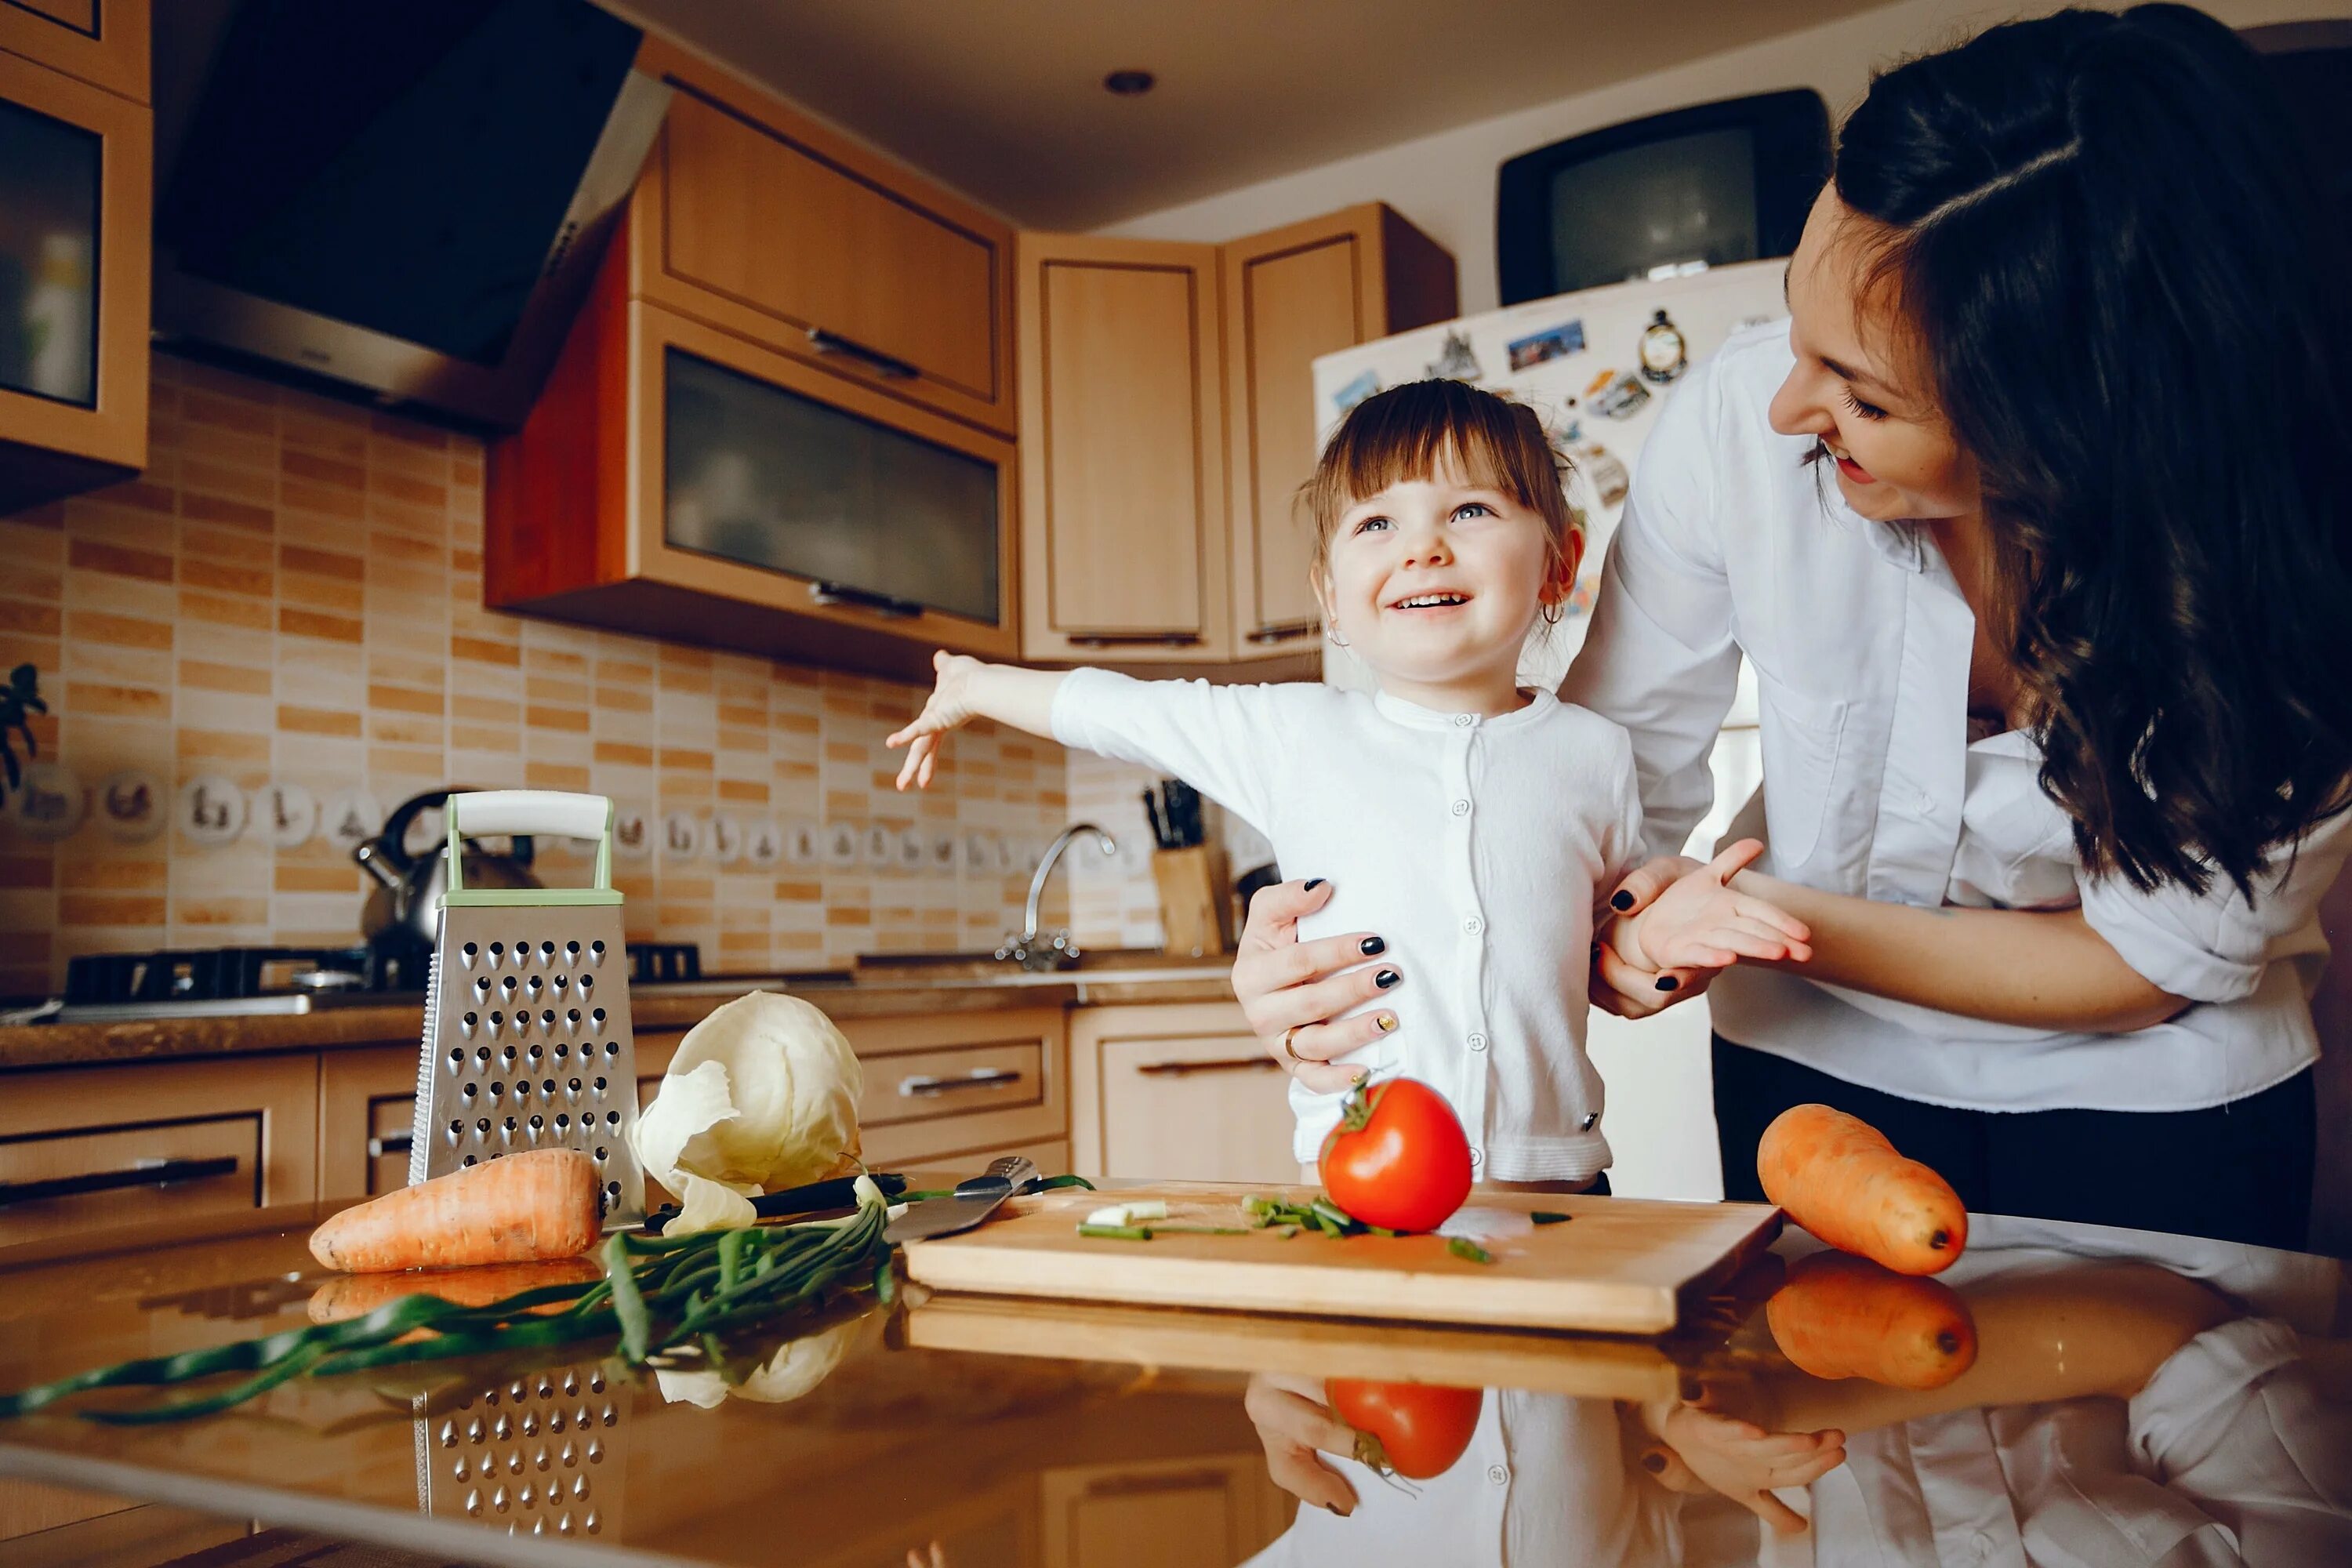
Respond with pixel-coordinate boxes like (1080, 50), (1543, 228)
(1585, 368), (1652, 419)
(96, 768), (164, 843)
(1638, 309), (1689, 384)
(1425, 329), (1483, 383)
(176, 774), (246, 848)
(13, 761), (84, 840)
(1332, 367), (1381, 416)
(257, 780), (319, 850)
(1507, 318), (1586, 372)
(1573, 441), (1630, 509)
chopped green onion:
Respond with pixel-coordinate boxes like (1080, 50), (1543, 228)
(1447, 1237), (1495, 1265)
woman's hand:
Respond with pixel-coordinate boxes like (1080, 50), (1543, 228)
(1244, 1373), (1361, 1515)
(1617, 840), (1813, 971)
(1638, 1383), (1845, 1537)
(1232, 880), (1400, 1095)
(1591, 855), (1707, 1018)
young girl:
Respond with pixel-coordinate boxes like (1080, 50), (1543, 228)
(888, 379), (1809, 1188)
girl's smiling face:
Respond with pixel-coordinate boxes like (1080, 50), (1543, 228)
(1769, 186), (1981, 524)
(1317, 458), (1579, 710)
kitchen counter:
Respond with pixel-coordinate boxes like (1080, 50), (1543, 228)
(1, 1202), (2344, 1567)
(0, 962), (1238, 1072)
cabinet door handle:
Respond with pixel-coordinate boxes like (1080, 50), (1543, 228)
(807, 327), (920, 379)
(1247, 619), (1321, 644)
(1070, 633), (1206, 648)
(1135, 1056), (1283, 1077)
(899, 1069), (1023, 1098)
(808, 581), (924, 619)
(367, 1132), (414, 1159)
(0, 1155), (241, 1209)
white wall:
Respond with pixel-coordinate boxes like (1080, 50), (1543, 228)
(1098, 0), (2350, 314)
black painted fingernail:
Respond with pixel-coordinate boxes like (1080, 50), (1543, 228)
(1323, 1502), (1347, 1515)
(1303, 877), (1326, 891)
(1359, 935), (1385, 956)
(1655, 975), (1679, 993)
(1611, 890), (1635, 911)
(1374, 968), (1400, 989)
(1641, 1451), (1667, 1474)
(1681, 1377), (1704, 1402)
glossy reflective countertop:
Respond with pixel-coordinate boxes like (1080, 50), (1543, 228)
(1, 1201), (2345, 1567)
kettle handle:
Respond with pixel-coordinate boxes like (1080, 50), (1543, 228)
(446, 792), (615, 898)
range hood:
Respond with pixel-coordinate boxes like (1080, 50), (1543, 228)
(151, 0), (669, 429)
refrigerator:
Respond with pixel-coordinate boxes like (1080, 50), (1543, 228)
(1309, 259), (1791, 1201)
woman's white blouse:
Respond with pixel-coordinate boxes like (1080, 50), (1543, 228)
(1561, 321), (2352, 1112)
(1053, 670), (1642, 1179)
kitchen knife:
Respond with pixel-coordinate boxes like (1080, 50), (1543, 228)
(884, 1156), (1037, 1243)
(641, 1171), (911, 1236)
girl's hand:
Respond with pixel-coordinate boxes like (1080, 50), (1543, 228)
(1244, 1372), (1361, 1515)
(886, 651), (987, 790)
(1619, 840), (1812, 972)
(1232, 880), (1399, 1095)
(1639, 1385), (1844, 1537)
(1591, 856), (1704, 1016)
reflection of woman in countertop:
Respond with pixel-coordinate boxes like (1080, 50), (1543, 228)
(1243, 1234), (2352, 1566)
(1232, 5), (2352, 1250)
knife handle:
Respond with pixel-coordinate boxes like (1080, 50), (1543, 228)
(957, 1156), (1037, 1198)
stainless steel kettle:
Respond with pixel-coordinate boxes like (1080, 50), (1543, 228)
(354, 788), (539, 977)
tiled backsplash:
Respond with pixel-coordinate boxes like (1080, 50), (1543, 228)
(0, 354), (1072, 999)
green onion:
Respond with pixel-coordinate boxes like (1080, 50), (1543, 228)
(1447, 1237), (1495, 1265)
(1530, 1211), (1572, 1225)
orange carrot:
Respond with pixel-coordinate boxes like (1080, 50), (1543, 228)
(308, 1149), (602, 1273)
(307, 1257), (604, 1323)
(1766, 1250), (1978, 1389)
(1757, 1104), (1968, 1274)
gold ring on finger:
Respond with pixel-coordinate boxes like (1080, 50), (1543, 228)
(1280, 1025), (1305, 1066)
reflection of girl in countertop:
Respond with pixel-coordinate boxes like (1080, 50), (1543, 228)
(888, 379), (1809, 1190)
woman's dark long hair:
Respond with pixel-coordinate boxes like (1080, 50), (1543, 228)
(1837, 5), (2352, 895)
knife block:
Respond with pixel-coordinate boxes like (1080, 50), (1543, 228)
(1150, 845), (1229, 958)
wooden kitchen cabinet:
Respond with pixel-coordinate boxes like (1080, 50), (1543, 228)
(1221, 205), (1457, 655)
(488, 249), (1020, 684)
(0, 1054), (317, 1248)
(0, 0), (146, 103)
(1039, 1455), (1287, 1568)
(1017, 234), (1230, 663)
(1069, 1003), (1297, 1184)
(626, 38), (1014, 437)
(0, 32), (151, 511)
(318, 1044), (428, 1202)
(1017, 206), (1454, 670)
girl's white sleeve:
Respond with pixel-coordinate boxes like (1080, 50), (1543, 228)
(1559, 358), (1743, 859)
(1049, 668), (1287, 837)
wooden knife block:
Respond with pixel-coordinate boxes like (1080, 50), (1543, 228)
(1150, 845), (1229, 957)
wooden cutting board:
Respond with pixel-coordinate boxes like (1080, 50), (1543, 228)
(900, 1185), (1781, 1334)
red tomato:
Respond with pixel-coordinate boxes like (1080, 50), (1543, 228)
(1318, 1076), (1473, 1232)
(1326, 1378), (1484, 1480)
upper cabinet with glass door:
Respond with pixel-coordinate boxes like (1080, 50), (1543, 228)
(0, 0), (150, 511)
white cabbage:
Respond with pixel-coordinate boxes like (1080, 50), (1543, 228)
(630, 992), (862, 1236)
(653, 1314), (863, 1407)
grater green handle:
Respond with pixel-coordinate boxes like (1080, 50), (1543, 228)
(445, 790), (620, 906)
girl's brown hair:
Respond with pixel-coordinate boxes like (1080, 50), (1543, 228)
(1301, 379), (1582, 621)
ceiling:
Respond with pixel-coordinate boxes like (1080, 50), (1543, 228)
(612, 0), (1883, 230)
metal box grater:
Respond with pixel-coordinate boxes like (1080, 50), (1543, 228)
(415, 1361), (626, 1539)
(409, 792), (646, 1227)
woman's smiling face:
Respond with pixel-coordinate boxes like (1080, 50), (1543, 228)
(1769, 186), (1981, 524)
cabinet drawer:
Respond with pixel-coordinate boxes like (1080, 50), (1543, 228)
(634, 66), (1013, 436)
(861, 1040), (1043, 1129)
(0, 1055), (318, 1247)
(1073, 1004), (1297, 1184)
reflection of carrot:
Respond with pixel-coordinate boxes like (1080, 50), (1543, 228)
(1767, 1251), (1977, 1389)
(308, 1149), (602, 1273)
(307, 1257), (604, 1323)
(1758, 1105), (1968, 1274)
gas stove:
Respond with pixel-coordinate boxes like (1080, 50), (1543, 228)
(30, 941), (748, 1024)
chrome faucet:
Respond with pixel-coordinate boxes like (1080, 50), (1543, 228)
(996, 822), (1116, 971)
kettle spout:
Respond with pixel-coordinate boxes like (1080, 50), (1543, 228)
(352, 837), (404, 891)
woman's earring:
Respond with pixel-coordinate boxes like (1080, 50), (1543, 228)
(1327, 626), (1351, 648)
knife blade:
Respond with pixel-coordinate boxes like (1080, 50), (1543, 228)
(884, 1156), (1038, 1243)
(640, 1171), (910, 1236)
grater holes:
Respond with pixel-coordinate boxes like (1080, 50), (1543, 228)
(462, 1082), (479, 1102)
(512, 938), (530, 967)
(542, 1078), (557, 1098)
(590, 940), (605, 964)
(502, 1044), (517, 1064)
(488, 1080), (505, 1098)
(604, 1110), (619, 1127)
(525, 975), (543, 1001)
(474, 977), (491, 1002)
(566, 1008), (582, 1032)
(475, 1045), (492, 1065)
(447, 1120), (463, 1145)
(528, 1044), (544, 1063)
(539, 941), (556, 963)
(529, 1115), (544, 1132)
(555, 1114), (572, 1131)
(593, 1145), (608, 1163)
(576, 974), (594, 996)
(553, 1043), (568, 1062)
(488, 942), (505, 964)
(590, 1008), (605, 1029)
(459, 1014), (477, 1040)
(568, 1076), (582, 1095)
(462, 941), (480, 967)
(486, 1011), (503, 1035)
(592, 1076), (606, 1094)
(565, 940), (580, 960)
(551, 973), (569, 996)
(475, 1117), (491, 1137)
(540, 1009), (556, 1031)
(448, 1047), (465, 1070)
(503, 1116), (518, 1136)
(604, 1040), (620, 1058)
(463, 1155), (477, 1167)
(604, 1182), (620, 1203)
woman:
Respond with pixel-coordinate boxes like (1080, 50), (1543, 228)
(1236, 5), (2352, 1249)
